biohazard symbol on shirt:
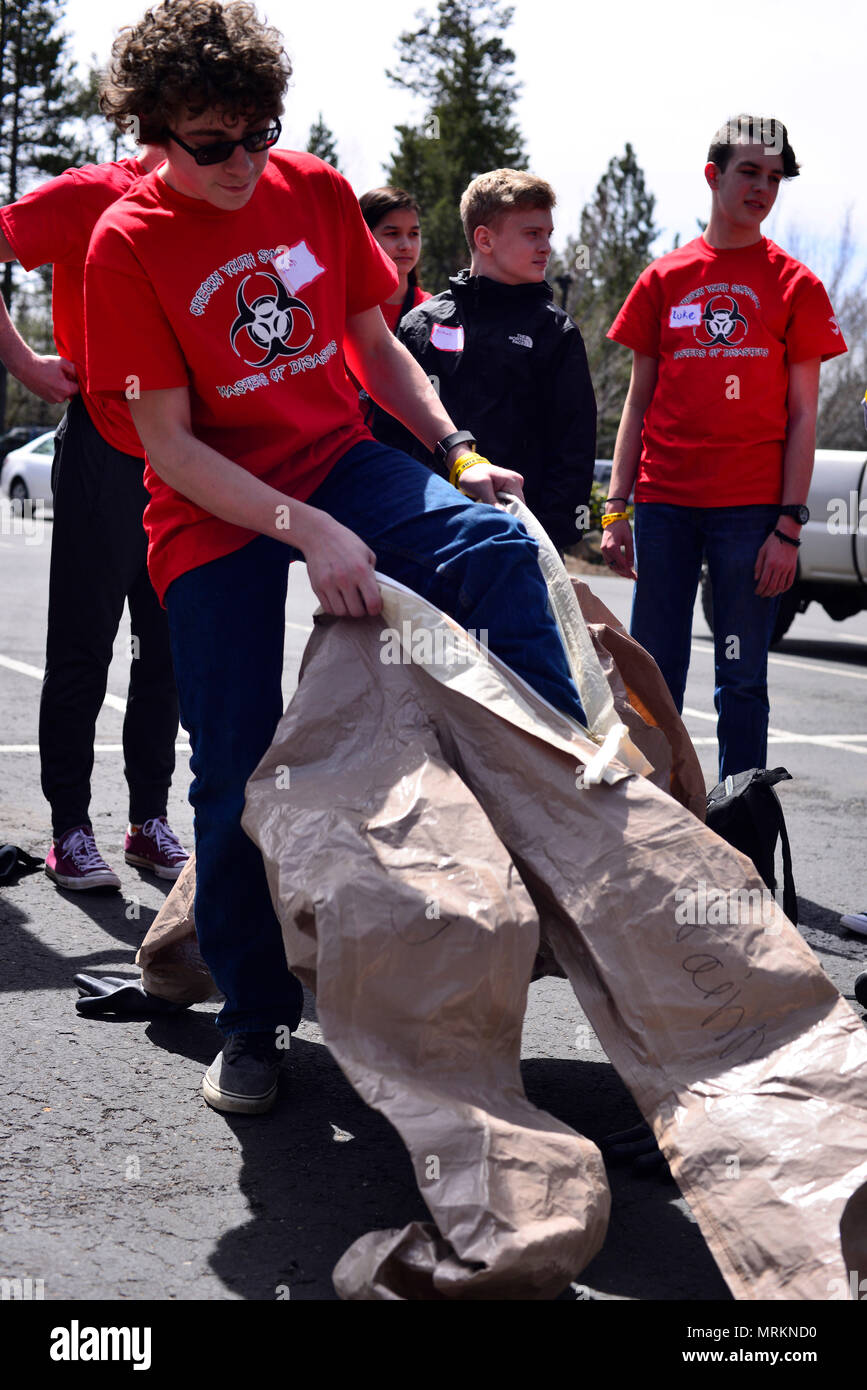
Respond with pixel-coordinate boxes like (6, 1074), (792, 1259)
(230, 272), (315, 367)
(696, 294), (749, 347)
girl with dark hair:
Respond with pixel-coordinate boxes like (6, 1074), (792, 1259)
(359, 187), (431, 333)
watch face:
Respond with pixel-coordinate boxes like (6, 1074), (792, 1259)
(782, 504), (809, 525)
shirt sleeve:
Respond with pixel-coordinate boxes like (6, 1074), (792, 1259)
(538, 325), (597, 551)
(335, 175), (399, 315)
(84, 221), (189, 398)
(786, 275), (848, 364)
(607, 270), (661, 357)
(0, 170), (90, 270)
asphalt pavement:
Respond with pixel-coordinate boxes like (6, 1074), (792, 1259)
(1, 517), (865, 1303)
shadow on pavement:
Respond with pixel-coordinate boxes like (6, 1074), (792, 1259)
(0, 888), (148, 991)
(798, 895), (867, 972)
(774, 635), (867, 666)
(208, 1034), (426, 1301)
(692, 629), (867, 667)
(179, 1038), (732, 1302)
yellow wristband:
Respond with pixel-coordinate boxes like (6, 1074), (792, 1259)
(601, 511), (630, 528)
(449, 451), (490, 488)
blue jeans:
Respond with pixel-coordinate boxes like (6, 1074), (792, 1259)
(630, 502), (781, 782)
(165, 440), (585, 1034)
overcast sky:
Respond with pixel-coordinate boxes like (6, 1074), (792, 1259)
(63, 0), (864, 283)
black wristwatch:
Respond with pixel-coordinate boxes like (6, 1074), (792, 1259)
(435, 430), (476, 467)
(774, 528), (801, 548)
(778, 504), (809, 525)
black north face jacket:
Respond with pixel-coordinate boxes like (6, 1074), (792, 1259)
(373, 270), (597, 551)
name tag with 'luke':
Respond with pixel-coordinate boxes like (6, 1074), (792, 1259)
(669, 303), (701, 327)
(430, 322), (465, 351)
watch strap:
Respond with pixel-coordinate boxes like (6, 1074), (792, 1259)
(435, 429), (476, 465)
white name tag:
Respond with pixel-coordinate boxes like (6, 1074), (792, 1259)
(669, 303), (701, 327)
(430, 322), (465, 352)
(273, 240), (326, 295)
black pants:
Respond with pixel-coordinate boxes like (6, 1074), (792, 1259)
(39, 396), (179, 838)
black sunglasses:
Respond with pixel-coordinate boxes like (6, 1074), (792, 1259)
(167, 118), (281, 166)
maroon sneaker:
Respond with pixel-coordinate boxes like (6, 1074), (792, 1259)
(45, 825), (122, 891)
(124, 817), (189, 880)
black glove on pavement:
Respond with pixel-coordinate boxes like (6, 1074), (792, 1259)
(74, 973), (190, 1018)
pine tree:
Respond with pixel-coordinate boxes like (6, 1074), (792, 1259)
(306, 112), (339, 170)
(785, 212), (867, 449)
(551, 144), (659, 454)
(0, 0), (96, 427)
(386, 0), (526, 291)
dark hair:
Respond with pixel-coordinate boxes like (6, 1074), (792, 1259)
(359, 186), (422, 288)
(99, 0), (291, 144)
(707, 115), (799, 179)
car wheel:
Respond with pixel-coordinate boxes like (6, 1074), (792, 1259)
(9, 477), (29, 503)
(701, 564), (801, 647)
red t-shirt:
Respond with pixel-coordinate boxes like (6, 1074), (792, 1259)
(0, 159), (146, 456)
(381, 285), (431, 334)
(85, 151), (398, 601)
(608, 237), (847, 506)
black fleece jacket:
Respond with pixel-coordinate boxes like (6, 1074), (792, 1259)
(372, 270), (597, 551)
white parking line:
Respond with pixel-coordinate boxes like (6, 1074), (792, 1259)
(0, 653), (127, 712)
(683, 706), (867, 757)
(0, 743), (190, 753)
(691, 641), (867, 683)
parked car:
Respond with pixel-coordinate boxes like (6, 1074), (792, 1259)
(702, 449), (867, 645)
(592, 459), (613, 491)
(0, 423), (46, 465)
(0, 430), (55, 508)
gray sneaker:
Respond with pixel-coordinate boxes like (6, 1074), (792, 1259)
(202, 1031), (284, 1114)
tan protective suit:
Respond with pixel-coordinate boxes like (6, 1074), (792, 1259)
(138, 521), (867, 1300)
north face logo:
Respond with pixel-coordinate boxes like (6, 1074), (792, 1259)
(509, 333), (533, 348)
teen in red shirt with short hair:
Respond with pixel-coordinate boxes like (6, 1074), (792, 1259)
(603, 116), (846, 778)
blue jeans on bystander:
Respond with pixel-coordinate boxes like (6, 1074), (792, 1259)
(165, 440), (586, 1034)
(630, 501), (781, 781)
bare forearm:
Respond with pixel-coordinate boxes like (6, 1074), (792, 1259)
(347, 332), (456, 451)
(0, 292), (78, 401)
(0, 300), (39, 378)
(780, 411), (816, 505)
(141, 428), (327, 552)
(608, 400), (644, 501)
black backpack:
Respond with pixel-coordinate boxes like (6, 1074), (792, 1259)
(705, 767), (797, 925)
